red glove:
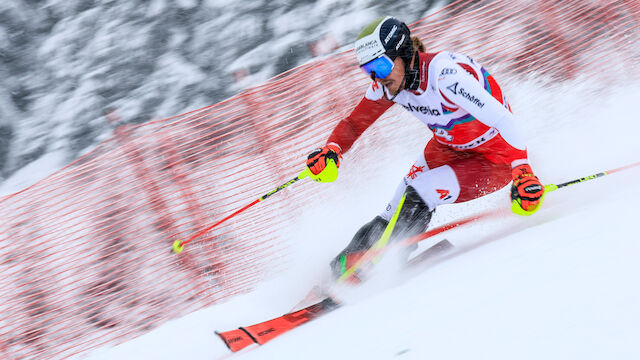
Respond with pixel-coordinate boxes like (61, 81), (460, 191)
(511, 164), (544, 214)
(306, 144), (342, 176)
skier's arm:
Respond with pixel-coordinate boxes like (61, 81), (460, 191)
(438, 65), (545, 214)
(438, 67), (527, 167)
(327, 95), (394, 153)
(306, 89), (392, 183)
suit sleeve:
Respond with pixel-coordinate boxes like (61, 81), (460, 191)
(438, 64), (529, 167)
(327, 95), (393, 153)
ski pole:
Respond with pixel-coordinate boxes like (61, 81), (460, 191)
(405, 160), (640, 246)
(544, 161), (640, 193)
(172, 168), (311, 254)
(338, 160), (640, 282)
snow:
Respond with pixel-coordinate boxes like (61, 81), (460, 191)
(0, 149), (67, 197)
(80, 79), (640, 359)
(3, 2), (639, 359)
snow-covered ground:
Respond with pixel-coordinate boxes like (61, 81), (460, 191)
(79, 77), (640, 358)
(4, 2), (639, 359)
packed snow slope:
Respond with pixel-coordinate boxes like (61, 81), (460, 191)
(84, 78), (640, 358)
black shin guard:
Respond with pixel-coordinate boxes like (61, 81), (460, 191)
(330, 186), (433, 278)
(389, 185), (433, 243)
(330, 216), (388, 277)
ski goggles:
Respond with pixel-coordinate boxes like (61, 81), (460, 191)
(360, 54), (394, 79)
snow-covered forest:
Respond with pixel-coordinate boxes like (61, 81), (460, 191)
(0, 0), (442, 187)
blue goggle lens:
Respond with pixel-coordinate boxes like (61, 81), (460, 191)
(361, 55), (394, 79)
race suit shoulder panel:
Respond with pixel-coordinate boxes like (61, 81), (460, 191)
(434, 52), (526, 151)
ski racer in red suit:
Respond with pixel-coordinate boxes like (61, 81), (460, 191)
(305, 16), (545, 279)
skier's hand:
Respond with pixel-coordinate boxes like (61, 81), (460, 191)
(511, 164), (545, 215)
(306, 144), (342, 183)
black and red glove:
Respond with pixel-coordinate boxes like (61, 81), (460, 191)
(511, 164), (545, 215)
(306, 144), (342, 182)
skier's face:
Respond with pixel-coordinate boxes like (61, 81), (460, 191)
(376, 57), (405, 95)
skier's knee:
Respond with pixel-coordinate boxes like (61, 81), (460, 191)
(391, 185), (433, 241)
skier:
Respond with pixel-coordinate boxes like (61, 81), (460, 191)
(305, 16), (545, 279)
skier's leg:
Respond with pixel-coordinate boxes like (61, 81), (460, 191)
(329, 215), (388, 278)
(421, 138), (511, 202)
(329, 184), (437, 279)
(388, 185), (433, 243)
(381, 164), (460, 220)
(329, 136), (509, 279)
(333, 216), (389, 256)
(329, 156), (456, 279)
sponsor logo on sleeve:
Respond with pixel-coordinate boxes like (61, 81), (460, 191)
(440, 68), (457, 76)
(446, 82), (485, 108)
(446, 82), (458, 94)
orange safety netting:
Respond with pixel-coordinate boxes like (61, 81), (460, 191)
(1, 1), (638, 358)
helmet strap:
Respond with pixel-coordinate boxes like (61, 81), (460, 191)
(387, 77), (405, 101)
(403, 51), (420, 91)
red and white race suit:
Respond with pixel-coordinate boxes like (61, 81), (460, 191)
(327, 51), (530, 219)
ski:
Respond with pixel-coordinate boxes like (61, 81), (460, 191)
(216, 297), (340, 352)
(408, 237), (454, 267)
(216, 239), (454, 353)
